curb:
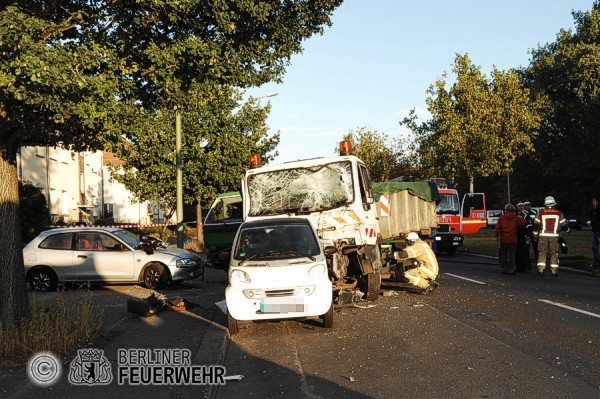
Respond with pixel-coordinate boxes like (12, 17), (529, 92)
(193, 306), (229, 399)
(460, 252), (599, 276)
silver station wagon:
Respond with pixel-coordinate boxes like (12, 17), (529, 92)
(23, 227), (203, 291)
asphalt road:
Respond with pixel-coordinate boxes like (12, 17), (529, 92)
(216, 254), (600, 398)
(3, 255), (599, 398)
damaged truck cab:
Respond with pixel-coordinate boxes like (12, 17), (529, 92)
(242, 143), (383, 301)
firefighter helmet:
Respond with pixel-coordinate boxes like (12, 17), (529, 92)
(407, 232), (419, 245)
(544, 196), (557, 207)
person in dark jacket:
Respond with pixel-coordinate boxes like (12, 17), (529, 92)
(524, 201), (539, 263)
(591, 195), (600, 271)
(496, 204), (527, 274)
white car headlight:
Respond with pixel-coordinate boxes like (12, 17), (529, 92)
(308, 264), (326, 278)
(176, 258), (195, 268)
(230, 269), (251, 283)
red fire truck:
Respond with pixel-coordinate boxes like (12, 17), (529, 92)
(431, 179), (486, 255)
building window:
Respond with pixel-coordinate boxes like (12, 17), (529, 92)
(49, 189), (58, 215)
(61, 191), (69, 216)
(104, 203), (114, 218)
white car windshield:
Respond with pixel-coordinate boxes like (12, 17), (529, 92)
(233, 224), (320, 262)
(247, 161), (354, 216)
(112, 229), (142, 249)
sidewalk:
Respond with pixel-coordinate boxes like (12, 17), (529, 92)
(1, 268), (230, 399)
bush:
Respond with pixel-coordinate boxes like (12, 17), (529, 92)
(19, 181), (51, 244)
(93, 217), (116, 227)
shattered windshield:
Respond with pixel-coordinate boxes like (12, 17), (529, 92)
(247, 161), (354, 216)
(436, 193), (460, 215)
(233, 224), (321, 262)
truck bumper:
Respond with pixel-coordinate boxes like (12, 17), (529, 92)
(435, 233), (464, 251)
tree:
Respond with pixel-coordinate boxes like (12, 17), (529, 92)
(107, 86), (279, 237)
(341, 128), (414, 182)
(518, 2), (600, 215)
(0, 0), (343, 327)
(401, 53), (542, 192)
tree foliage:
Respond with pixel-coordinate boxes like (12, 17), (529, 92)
(342, 128), (414, 182)
(517, 2), (600, 214)
(108, 87), (279, 218)
(0, 0), (342, 327)
(402, 53), (542, 192)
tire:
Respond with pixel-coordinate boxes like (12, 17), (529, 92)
(143, 263), (168, 290)
(321, 302), (334, 328)
(28, 268), (58, 291)
(362, 270), (381, 302)
(446, 247), (457, 256)
(227, 312), (239, 336)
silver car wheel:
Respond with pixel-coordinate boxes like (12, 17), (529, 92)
(29, 269), (58, 291)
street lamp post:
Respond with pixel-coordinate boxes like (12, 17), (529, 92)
(176, 112), (184, 249)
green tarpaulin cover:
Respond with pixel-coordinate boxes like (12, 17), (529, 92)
(372, 181), (440, 203)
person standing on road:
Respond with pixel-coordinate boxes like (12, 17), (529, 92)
(591, 195), (600, 271)
(534, 196), (569, 277)
(495, 204), (527, 274)
(524, 201), (539, 262)
(397, 232), (439, 294)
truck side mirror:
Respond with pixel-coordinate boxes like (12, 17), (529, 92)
(323, 246), (337, 255)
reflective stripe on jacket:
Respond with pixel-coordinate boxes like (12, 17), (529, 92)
(534, 207), (567, 238)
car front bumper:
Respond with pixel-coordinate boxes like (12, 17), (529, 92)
(226, 279), (332, 321)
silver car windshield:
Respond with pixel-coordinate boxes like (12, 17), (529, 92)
(247, 161), (354, 216)
(233, 224), (320, 262)
(112, 229), (141, 249)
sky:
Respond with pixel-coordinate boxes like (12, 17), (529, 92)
(246, 0), (596, 163)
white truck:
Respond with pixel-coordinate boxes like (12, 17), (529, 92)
(241, 142), (439, 302)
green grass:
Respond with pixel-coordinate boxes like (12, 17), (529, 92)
(459, 228), (594, 270)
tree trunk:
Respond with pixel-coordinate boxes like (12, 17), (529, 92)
(0, 148), (30, 328)
(196, 198), (205, 252)
(161, 207), (175, 241)
(469, 175), (474, 193)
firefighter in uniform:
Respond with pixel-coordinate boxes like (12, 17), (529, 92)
(534, 196), (569, 277)
(397, 232), (439, 294)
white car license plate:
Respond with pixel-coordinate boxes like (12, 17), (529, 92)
(260, 298), (305, 313)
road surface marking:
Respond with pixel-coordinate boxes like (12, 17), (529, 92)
(444, 273), (487, 285)
(538, 299), (600, 319)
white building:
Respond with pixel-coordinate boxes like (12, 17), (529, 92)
(17, 146), (166, 225)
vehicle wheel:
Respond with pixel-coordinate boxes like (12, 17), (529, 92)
(446, 247), (457, 256)
(362, 270), (381, 302)
(227, 312), (239, 336)
(321, 302), (334, 328)
(28, 268), (58, 291)
(143, 263), (168, 290)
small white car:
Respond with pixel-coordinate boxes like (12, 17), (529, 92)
(225, 218), (334, 335)
(23, 227), (203, 291)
